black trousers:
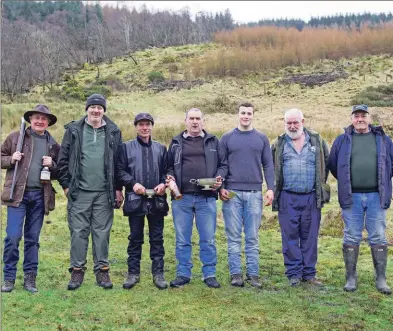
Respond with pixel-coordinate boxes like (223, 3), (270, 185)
(127, 213), (165, 275)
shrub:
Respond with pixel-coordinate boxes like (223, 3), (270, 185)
(60, 85), (112, 101)
(147, 71), (165, 83)
(63, 73), (72, 82)
(162, 55), (177, 64)
(65, 79), (79, 88)
(95, 74), (126, 91)
(351, 83), (393, 107)
(184, 95), (239, 114)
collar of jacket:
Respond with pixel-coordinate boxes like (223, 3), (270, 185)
(64, 115), (120, 134)
(137, 135), (152, 147)
(172, 129), (214, 144)
(344, 124), (385, 136)
(277, 127), (318, 141)
(25, 126), (56, 144)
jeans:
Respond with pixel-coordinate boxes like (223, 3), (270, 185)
(172, 194), (217, 279)
(127, 213), (165, 275)
(3, 191), (45, 280)
(222, 190), (263, 277)
(278, 191), (321, 280)
(342, 192), (387, 246)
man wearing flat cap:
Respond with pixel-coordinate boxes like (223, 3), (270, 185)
(57, 93), (123, 290)
(1, 105), (60, 293)
(328, 104), (393, 295)
(117, 113), (169, 290)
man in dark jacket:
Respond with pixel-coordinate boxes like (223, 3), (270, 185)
(117, 113), (169, 290)
(1, 105), (60, 293)
(328, 104), (393, 295)
(57, 94), (123, 291)
(271, 108), (329, 287)
(167, 108), (227, 288)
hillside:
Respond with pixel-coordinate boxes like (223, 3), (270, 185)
(3, 43), (393, 144)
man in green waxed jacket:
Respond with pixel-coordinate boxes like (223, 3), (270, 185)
(271, 108), (330, 287)
(57, 94), (123, 291)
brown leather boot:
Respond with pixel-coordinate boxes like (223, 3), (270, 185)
(68, 268), (85, 291)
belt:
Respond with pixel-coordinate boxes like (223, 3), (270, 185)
(283, 189), (314, 195)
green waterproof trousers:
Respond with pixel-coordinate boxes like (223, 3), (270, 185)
(67, 189), (113, 273)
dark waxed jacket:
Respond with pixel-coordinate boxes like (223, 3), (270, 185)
(167, 130), (228, 199)
(57, 115), (122, 206)
(116, 137), (168, 216)
(271, 128), (330, 212)
(1, 127), (60, 215)
(328, 125), (393, 209)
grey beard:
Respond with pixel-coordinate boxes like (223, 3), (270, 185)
(285, 125), (304, 140)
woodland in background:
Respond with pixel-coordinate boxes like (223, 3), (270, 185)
(1, 0), (393, 100)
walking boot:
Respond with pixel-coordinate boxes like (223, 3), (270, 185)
(371, 245), (392, 295)
(96, 268), (113, 289)
(343, 244), (359, 292)
(246, 275), (262, 289)
(170, 276), (190, 288)
(24, 273), (38, 293)
(123, 273), (140, 289)
(230, 274), (244, 287)
(1, 280), (15, 293)
(68, 268), (85, 291)
(153, 274), (168, 290)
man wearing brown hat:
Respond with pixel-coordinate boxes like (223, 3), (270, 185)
(1, 105), (60, 293)
(57, 93), (123, 290)
(117, 113), (169, 290)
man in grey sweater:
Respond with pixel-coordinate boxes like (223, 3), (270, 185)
(219, 102), (274, 288)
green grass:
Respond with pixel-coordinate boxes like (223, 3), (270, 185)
(1, 180), (393, 331)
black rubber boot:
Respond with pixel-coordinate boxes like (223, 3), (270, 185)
(371, 245), (392, 295)
(343, 244), (359, 292)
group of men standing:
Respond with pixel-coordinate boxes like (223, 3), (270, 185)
(1, 94), (392, 296)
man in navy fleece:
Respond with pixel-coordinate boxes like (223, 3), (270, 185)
(219, 102), (274, 288)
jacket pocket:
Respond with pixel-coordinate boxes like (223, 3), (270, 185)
(124, 192), (143, 214)
(1, 184), (12, 203)
(322, 183), (331, 203)
(152, 195), (169, 214)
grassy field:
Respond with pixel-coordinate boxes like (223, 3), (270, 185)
(1, 181), (393, 331)
(1, 45), (393, 330)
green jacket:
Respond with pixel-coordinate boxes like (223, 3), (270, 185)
(271, 128), (330, 211)
(57, 115), (122, 206)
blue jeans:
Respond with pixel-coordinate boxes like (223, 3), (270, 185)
(342, 192), (387, 246)
(3, 191), (45, 280)
(222, 190), (263, 276)
(172, 194), (217, 279)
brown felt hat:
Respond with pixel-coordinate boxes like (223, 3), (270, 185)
(23, 104), (57, 126)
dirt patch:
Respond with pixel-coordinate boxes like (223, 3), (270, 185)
(147, 79), (205, 92)
(279, 68), (348, 88)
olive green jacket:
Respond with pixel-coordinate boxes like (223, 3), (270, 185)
(271, 128), (330, 211)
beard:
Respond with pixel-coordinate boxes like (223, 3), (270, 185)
(285, 124), (304, 140)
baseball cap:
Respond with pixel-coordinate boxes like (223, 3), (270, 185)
(352, 104), (369, 114)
